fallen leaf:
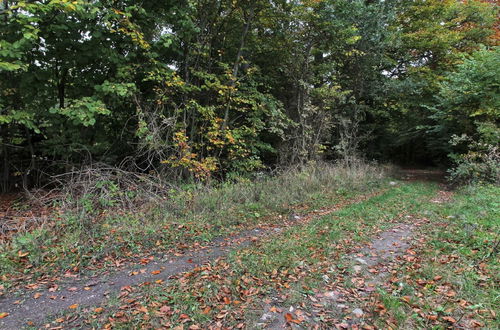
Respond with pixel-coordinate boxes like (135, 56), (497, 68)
(137, 306), (148, 313)
(69, 304), (78, 309)
(94, 307), (104, 313)
(33, 293), (41, 299)
(0, 313), (9, 319)
(446, 290), (456, 297)
(140, 258), (151, 265)
(285, 313), (293, 323)
(442, 316), (456, 323)
(159, 305), (171, 314)
(151, 270), (161, 275)
(18, 251), (29, 257)
(470, 320), (483, 328)
(269, 306), (280, 313)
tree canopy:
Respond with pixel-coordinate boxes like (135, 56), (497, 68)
(1, 0), (498, 190)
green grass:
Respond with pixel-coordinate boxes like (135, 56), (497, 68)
(0, 162), (388, 290)
(373, 184), (499, 329)
(65, 181), (437, 329)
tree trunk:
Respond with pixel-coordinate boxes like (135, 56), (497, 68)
(221, 6), (254, 131)
(22, 127), (36, 190)
(1, 126), (9, 193)
(57, 67), (68, 109)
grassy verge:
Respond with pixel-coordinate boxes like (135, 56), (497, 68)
(61, 181), (437, 329)
(0, 162), (388, 290)
(372, 184), (499, 329)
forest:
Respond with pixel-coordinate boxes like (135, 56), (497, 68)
(1, 0), (498, 190)
(0, 1), (499, 329)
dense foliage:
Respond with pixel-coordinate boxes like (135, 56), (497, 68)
(1, 0), (498, 190)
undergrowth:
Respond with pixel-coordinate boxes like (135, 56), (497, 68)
(0, 161), (389, 290)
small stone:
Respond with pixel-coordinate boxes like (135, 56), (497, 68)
(336, 304), (347, 309)
(352, 308), (364, 317)
(355, 257), (368, 265)
(260, 313), (274, 321)
(353, 265), (362, 273)
(389, 181), (397, 186)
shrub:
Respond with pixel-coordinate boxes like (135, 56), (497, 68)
(448, 141), (499, 185)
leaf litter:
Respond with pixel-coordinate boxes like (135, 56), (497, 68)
(0, 190), (385, 329)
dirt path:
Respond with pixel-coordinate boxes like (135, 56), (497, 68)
(254, 219), (423, 329)
(0, 191), (383, 329)
(254, 189), (453, 329)
(0, 169), (448, 328)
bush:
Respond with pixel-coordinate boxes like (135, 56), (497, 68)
(448, 142), (499, 185)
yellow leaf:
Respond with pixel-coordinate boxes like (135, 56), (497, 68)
(18, 251), (29, 257)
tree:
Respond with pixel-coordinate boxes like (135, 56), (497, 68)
(433, 47), (499, 183)
(367, 0), (498, 165)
